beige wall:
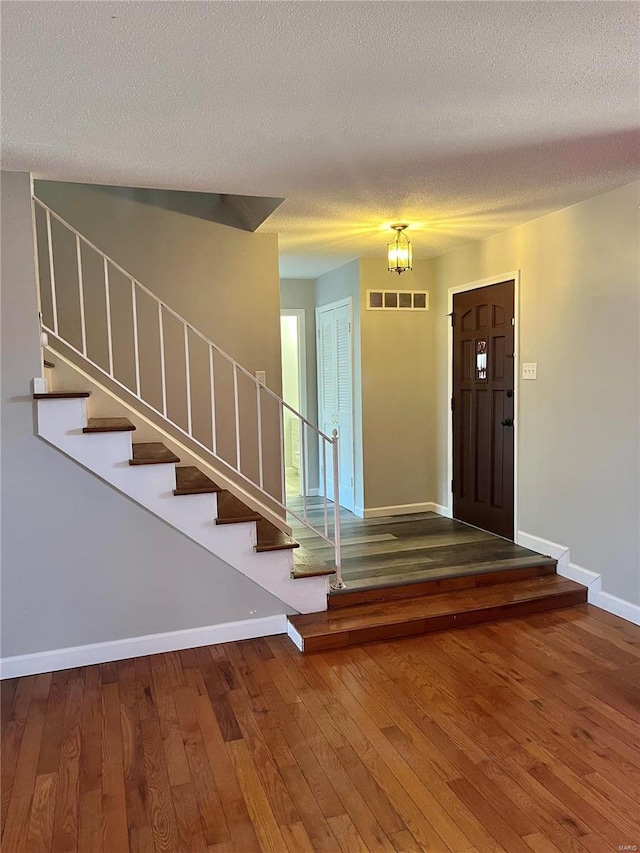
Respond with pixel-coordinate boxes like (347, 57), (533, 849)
(431, 180), (640, 605)
(34, 179), (283, 501)
(359, 258), (435, 511)
(285, 260), (436, 514)
(1, 171), (289, 660)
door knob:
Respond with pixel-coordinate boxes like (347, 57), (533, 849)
(501, 418), (513, 427)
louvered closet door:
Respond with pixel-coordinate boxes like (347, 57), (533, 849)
(316, 300), (354, 511)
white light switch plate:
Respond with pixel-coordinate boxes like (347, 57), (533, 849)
(255, 371), (266, 385)
(522, 363), (538, 380)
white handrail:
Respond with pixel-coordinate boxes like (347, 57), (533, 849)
(32, 195), (344, 588)
(75, 235), (87, 356)
(157, 303), (168, 416)
(37, 199), (334, 439)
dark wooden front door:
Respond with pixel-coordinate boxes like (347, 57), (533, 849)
(453, 281), (515, 539)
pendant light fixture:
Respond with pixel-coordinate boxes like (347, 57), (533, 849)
(387, 224), (412, 275)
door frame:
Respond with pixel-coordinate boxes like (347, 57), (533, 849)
(280, 308), (308, 496)
(315, 296), (356, 511)
(446, 270), (521, 540)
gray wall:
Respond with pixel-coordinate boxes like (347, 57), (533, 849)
(280, 278), (319, 490)
(432, 180), (640, 605)
(34, 179), (284, 501)
(1, 171), (289, 660)
(315, 261), (365, 511)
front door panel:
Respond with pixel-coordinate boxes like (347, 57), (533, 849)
(453, 281), (515, 539)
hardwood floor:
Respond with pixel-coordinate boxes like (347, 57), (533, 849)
(289, 499), (552, 590)
(2, 605), (639, 852)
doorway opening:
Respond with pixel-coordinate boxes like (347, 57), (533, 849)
(280, 309), (307, 498)
(448, 273), (520, 540)
(316, 298), (355, 512)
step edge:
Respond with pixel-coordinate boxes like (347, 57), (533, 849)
(83, 423), (136, 433)
(291, 567), (336, 579)
(173, 486), (222, 496)
(130, 443), (180, 465)
(298, 590), (587, 649)
(129, 458), (180, 466)
(34, 391), (90, 399)
(215, 516), (261, 525)
(328, 561), (557, 608)
(290, 581), (587, 635)
(255, 541), (300, 553)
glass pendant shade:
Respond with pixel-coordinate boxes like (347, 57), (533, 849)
(388, 225), (412, 274)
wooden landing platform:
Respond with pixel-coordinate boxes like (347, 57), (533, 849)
(288, 575), (587, 651)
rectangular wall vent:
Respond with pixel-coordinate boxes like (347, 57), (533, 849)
(366, 289), (429, 311)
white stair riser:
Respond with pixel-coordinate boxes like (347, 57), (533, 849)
(36, 399), (327, 613)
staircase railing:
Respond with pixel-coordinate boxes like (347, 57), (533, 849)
(32, 196), (345, 589)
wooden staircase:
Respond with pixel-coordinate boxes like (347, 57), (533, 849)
(37, 389), (587, 648)
(35, 392), (333, 566)
(287, 563), (587, 651)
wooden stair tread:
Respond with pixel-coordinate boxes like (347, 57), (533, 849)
(293, 575), (584, 632)
(292, 566), (336, 579)
(328, 560), (556, 608)
(173, 466), (222, 495)
(292, 546), (336, 579)
(33, 391), (90, 399)
(83, 417), (136, 433)
(255, 519), (299, 552)
(215, 491), (262, 525)
(288, 576), (587, 649)
(130, 442), (180, 465)
(43, 359), (55, 368)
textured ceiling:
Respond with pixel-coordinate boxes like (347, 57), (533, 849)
(3, 1), (639, 278)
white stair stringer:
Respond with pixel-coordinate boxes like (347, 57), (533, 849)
(36, 398), (328, 614)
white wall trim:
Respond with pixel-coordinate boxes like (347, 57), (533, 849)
(446, 270), (521, 532)
(0, 614), (288, 679)
(516, 531), (571, 564)
(517, 530), (639, 626)
(359, 501), (445, 519)
(431, 502), (452, 518)
(592, 589), (640, 626)
(316, 296), (356, 513)
(286, 619), (304, 652)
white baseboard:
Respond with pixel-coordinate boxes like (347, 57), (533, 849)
(431, 503), (452, 518)
(559, 561), (600, 587)
(517, 530), (639, 626)
(590, 588), (640, 625)
(360, 501), (443, 519)
(516, 531), (570, 564)
(0, 614), (288, 679)
(286, 619), (304, 652)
